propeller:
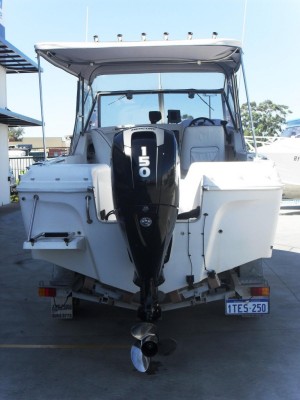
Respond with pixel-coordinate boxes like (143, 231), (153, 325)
(130, 322), (177, 372)
(131, 341), (150, 373)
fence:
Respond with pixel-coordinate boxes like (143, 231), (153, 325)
(244, 135), (280, 152)
(9, 147), (69, 183)
(9, 156), (45, 182)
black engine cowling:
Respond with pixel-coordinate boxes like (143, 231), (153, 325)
(111, 127), (179, 321)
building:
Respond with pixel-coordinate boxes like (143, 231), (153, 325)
(9, 136), (71, 150)
(0, 1), (42, 205)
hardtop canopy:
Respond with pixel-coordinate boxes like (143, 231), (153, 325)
(35, 38), (242, 83)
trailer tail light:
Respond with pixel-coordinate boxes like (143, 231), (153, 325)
(39, 287), (57, 297)
(250, 287), (270, 297)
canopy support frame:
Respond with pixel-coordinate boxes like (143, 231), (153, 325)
(37, 54), (47, 160)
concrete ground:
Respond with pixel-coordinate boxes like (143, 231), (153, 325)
(0, 203), (300, 400)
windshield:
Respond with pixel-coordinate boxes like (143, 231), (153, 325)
(92, 72), (225, 92)
(94, 72), (228, 126)
(70, 71), (240, 150)
(99, 91), (224, 126)
(281, 126), (300, 138)
(286, 119), (300, 127)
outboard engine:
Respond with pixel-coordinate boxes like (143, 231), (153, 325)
(111, 127), (179, 321)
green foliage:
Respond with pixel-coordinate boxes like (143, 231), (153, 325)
(241, 100), (292, 137)
(10, 193), (19, 203)
(8, 127), (25, 141)
(182, 113), (194, 120)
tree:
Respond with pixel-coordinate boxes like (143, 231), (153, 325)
(182, 113), (194, 120)
(8, 127), (25, 141)
(241, 100), (291, 137)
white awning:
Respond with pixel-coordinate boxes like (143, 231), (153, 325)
(35, 38), (242, 83)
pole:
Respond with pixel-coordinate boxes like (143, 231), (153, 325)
(241, 54), (257, 156)
(37, 54), (47, 160)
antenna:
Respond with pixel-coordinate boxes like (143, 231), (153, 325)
(85, 7), (89, 42)
(241, 0), (248, 44)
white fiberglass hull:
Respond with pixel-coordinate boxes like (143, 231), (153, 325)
(18, 159), (282, 300)
(258, 138), (300, 198)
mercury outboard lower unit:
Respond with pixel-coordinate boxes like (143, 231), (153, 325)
(111, 127), (179, 321)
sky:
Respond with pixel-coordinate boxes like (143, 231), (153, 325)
(2, 0), (300, 137)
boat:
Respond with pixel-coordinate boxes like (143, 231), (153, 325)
(18, 35), (282, 371)
(285, 119), (300, 132)
(254, 123), (300, 199)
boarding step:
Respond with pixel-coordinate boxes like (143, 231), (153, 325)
(23, 232), (85, 250)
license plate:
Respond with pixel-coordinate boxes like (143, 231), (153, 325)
(225, 298), (269, 315)
(51, 296), (73, 319)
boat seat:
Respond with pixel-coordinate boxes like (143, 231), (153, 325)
(91, 165), (115, 221)
(91, 129), (115, 164)
(180, 125), (226, 176)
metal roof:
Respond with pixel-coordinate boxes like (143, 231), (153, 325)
(0, 37), (39, 73)
(0, 107), (42, 127)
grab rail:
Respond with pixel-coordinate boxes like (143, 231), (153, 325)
(85, 195), (93, 224)
(27, 194), (39, 241)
